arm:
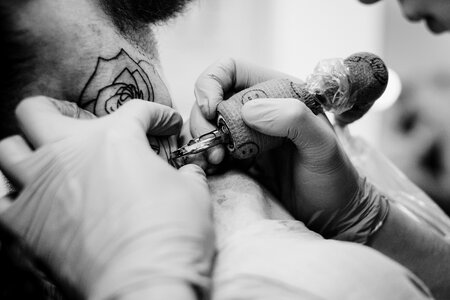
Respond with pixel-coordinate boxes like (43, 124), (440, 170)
(191, 58), (450, 299)
(209, 170), (432, 299)
(371, 204), (450, 299)
(241, 97), (450, 299)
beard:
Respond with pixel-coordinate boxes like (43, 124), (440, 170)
(100, 0), (194, 30)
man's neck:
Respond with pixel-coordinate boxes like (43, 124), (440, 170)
(17, 0), (160, 105)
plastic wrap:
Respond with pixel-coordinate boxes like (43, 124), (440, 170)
(336, 126), (450, 238)
(306, 58), (353, 114)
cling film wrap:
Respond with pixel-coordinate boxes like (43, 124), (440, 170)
(306, 58), (353, 114)
(336, 126), (450, 238)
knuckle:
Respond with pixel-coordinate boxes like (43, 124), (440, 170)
(217, 57), (237, 77)
(215, 57), (236, 70)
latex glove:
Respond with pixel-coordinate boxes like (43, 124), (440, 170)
(0, 97), (214, 300)
(191, 59), (389, 243)
(190, 57), (302, 167)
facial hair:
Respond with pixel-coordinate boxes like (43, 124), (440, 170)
(100, 0), (195, 31)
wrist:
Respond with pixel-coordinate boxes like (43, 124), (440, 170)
(332, 177), (390, 244)
(307, 176), (390, 244)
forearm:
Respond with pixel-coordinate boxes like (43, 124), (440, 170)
(371, 203), (450, 299)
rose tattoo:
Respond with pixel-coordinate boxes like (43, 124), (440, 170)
(79, 49), (158, 115)
(78, 49), (176, 162)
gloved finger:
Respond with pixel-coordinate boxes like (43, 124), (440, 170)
(179, 120), (194, 146)
(0, 193), (14, 215)
(15, 96), (82, 148)
(195, 58), (234, 120)
(47, 98), (97, 120)
(0, 135), (33, 187)
(241, 98), (336, 156)
(115, 100), (183, 136)
(179, 164), (208, 188)
(177, 121), (208, 170)
(189, 103), (226, 165)
(195, 57), (299, 120)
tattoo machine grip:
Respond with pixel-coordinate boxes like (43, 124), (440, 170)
(216, 52), (388, 160)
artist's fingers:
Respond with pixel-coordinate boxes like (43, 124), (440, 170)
(177, 121), (208, 170)
(241, 98), (337, 159)
(179, 164), (208, 188)
(47, 98), (97, 120)
(189, 103), (225, 165)
(0, 135), (33, 187)
(15, 96), (82, 148)
(195, 58), (234, 120)
(116, 100), (183, 136)
(195, 57), (301, 119)
(179, 120), (193, 146)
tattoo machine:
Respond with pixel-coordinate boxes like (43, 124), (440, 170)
(171, 52), (388, 163)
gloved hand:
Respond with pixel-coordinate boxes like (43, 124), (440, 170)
(190, 58), (389, 244)
(0, 97), (214, 300)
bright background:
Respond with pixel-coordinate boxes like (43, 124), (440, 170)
(155, 0), (450, 149)
(156, 0), (385, 119)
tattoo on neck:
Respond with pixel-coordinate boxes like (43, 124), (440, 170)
(78, 49), (155, 115)
(78, 49), (175, 162)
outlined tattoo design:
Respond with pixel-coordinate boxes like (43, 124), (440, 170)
(79, 49), (174, 161)
(79, 49), (154, 116)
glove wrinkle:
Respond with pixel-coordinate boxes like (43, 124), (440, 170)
(307, 177), (390, 244)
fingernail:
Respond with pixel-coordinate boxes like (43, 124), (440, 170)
(180, 163), (206, 177)
(207, 146), (225, 165)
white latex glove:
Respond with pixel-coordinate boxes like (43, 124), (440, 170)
(241, 98), (389, 243)
(191, 59), (389, 243)
(191, 58), (300, 166)
(0, 97), (214, 300)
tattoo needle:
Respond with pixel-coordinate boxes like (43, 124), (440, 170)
(170, 125), (230, 162)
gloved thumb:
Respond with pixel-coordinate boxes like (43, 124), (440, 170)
(115, 100), (183, 136)
(178, 164), (208, 187)
(241, 98), (336, 154)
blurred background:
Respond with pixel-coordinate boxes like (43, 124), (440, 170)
(155, 0), (450, 214)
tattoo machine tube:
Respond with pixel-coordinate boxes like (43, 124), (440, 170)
(217, 52), (388, 160)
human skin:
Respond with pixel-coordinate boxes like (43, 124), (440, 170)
(13, 0), (178, 162)
(8, 0), (450, 299)
(359, 0), (450, 34)
(190, 57), (450, 299)
(208, 171), (433, 300)
(3, 0), (197, 298)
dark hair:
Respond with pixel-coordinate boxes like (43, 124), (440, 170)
(0, 3), (35, 139)
(100, 0), (194, 32)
